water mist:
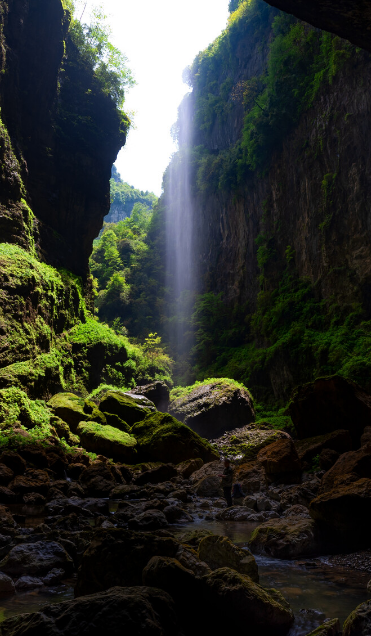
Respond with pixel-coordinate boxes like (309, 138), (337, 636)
(164, 92), (197, 381)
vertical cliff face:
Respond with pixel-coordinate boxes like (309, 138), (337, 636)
(156, 0), (371, 397)
(0, 0), (128, 276)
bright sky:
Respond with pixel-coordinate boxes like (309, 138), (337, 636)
(101, 0), (230, 196)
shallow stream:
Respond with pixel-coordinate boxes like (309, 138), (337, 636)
(0, 514), (368, 633)
(175, 519), (369, 634)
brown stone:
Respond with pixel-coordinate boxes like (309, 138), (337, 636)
(257, 439), (302, 484)
(249, 517), (320, 558)
(0, 452), (26, 475)
(295, 429), (352, 465)
(289, 376), (371, 443)
(9, 469), (50, 495)
(0, 504), (15, 528)
(309, 477), (371, 547)
(319, 448), (339, 471)
(0, 464), (14, 486)
(176, 458), (204, 479)
(198, 534), (259, 581)
(79, 462), (116, 497)
(75, 528), (179, 597)
(320, 447), (371, 493)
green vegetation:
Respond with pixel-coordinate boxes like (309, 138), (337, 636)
(191, 269), (371, 405)
(170, 377), (247, 401)
(107, 166), (157, 223)
(185, 0), (356, 192)
(63, 1), (134, 110)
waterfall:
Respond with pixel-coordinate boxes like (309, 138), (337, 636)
(164, 92), (196, 376)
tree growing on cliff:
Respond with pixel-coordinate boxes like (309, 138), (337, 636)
(63, 1), (134, 109)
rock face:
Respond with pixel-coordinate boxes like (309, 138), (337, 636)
(264, 0), (371, 54)
(169, 380), (255, 439)
(131, 412), (219, 464)
(257, 439), (302, 484)
(295, 430), (353, 466)
(320, 447), (371, 492)
(306, 619), (341, 635)
(249, 517), (320, 558)
(201, 567), (294, 634)
(129, 382), (170, 412)
(0, 0), (127, 276)
(343, 599), (371, 636)
(99, 391), (155, 427)
(76, 421), (137, 462)
(198, 534), (259, 581)
(0, 586), (178, 636)
(289, 377), (371, 443)
(75, 528), (178, 597)
(0, 541), (73, 576)
(309, 477), (371, 547)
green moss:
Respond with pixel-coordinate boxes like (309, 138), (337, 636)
(99, 390), (152, 426)
(0, 244), (86, 371)
(170, 377), (248, 401)
(0, 387), (50, 430)
(77, 420), (137, 461)
(131, 411), (219, 464)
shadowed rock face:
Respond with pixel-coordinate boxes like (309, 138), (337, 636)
(264, 0), (371, 53)
(0, 0), (127, 277)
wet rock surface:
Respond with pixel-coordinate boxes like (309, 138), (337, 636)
(169, 380), (255, 439)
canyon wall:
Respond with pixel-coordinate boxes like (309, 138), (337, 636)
(157, 0), (371, 398)
(0, 0), (127, 277)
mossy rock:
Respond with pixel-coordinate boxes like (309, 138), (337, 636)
(198, 534), (259, 582)
(99, 391), (154, 427)
(102, 412), (130, 433)
(169, 378), (255, 440)
(249, 517), (320, 559)
(50, 415), (79, 445)
(48, 393), (106, 433)
(76, 421), (137, 462)
(131, 412), (219, 464)
(306, 618), (341, 635)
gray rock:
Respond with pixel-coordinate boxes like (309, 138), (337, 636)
(128, 510), (169, 531)
(194, 476), (221, 497)
(0, 586), (178, 636)
(169, 380), (255, 439)
(15, 576), (44, 590)
(0, 571), (15, 594)
(42, 568), (65, 586)
(0, 541), (73, 577)
(343, 600), (371, 635)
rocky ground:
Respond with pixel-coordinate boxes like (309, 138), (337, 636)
(1, 376), (371, 635)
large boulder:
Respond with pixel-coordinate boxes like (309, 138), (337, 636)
(142, 558), (293, 635)
(295, 430), (352, 466)
(134, 464), (177, 485)
(129, 382), (170, 412)
(0, 586), (178, 636)
(343, 600), (371, 636)
(76, 421), (137, 462)
(257, 439), (302, 484)
(288, 376), (371, 443)
(98, 391), (155, 426)
(319, 447), (371, 493)
(198, 534), (258, 581)
(306, 619), (341, 635)
(176, 458), (204, 479)
(75, 528), (179, 597)
(9, 469), (50, 495)
(0, 541), (73, 576)
(309, 477), (371, 547)
(79, 462), (116, 497)
(48, 393), (106, 433)
(249, 517), (320, 558)
(201, 567), (294, 634)
(169, 379), (255, 439)
(131, 412), (219, 464)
